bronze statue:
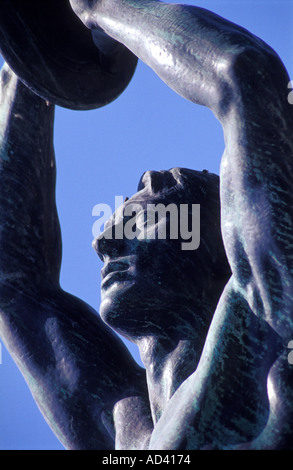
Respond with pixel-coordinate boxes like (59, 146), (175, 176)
(0, 0), (137, 110)
(0, 0), (293, 449)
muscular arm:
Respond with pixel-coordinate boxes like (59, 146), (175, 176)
(0, 64), (151, 449)
(70, 0), (293, 449)
(70, 0), (293, 332)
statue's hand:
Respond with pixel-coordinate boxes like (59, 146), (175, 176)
(69, 0), (121, 55)
(69, 0), (100, 28)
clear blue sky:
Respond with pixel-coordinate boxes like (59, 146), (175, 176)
(0, 0), (292, 450)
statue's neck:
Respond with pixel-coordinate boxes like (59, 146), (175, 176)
(137, 335), (201, 424)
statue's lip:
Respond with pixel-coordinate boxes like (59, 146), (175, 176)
(101, 259), (135, 288)
(101, 270), (134, 290)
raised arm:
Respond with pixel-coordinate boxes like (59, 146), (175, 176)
(71, 0), (293, 351)
(0, 63), (151, 449)
(69, 0), (293, 449)
(70, 0), (282, 116)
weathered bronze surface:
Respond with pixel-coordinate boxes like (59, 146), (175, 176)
(0, 0), (137, 110)
(0, 0), (293, 450)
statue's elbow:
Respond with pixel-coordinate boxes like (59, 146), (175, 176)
(218, 43), (289, 117)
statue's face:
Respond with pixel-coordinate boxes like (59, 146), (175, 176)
(94, 187), (204, 341)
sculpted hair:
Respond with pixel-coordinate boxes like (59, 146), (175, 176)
(137, 167), (231, 296)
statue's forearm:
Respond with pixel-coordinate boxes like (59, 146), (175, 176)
(71, 0), (293, 449)
(0, 64), (61, 292)
(71, 0), (277, 117)
(89, 0), (293, 337)
(72, 1), (293, 335)
(0, 65), (150, 451)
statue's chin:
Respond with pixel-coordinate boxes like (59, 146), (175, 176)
(99, 280), (141, 336)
